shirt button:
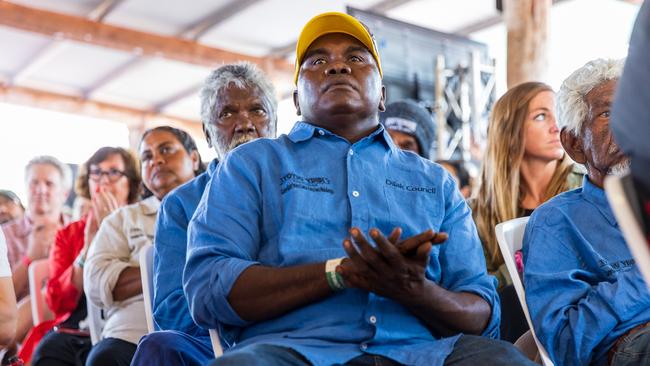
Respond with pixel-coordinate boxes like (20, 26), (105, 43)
(352, 190), (360, 197)
(360, 342), (368, 351)
(369, 315), (377, 324)
(349, 149), (354, 156)
(318, 130), (325, 136)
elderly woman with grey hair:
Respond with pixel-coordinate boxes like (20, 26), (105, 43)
(130, 62), (277, 366)
(522, 58), (650, 366)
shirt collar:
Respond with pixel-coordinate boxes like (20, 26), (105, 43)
(582, 175), (617, 226)
(207, 159), (218, 175)
(287, 121), (398, 154)
(287, 121), (318, 143)
(140, 195), (160, 216)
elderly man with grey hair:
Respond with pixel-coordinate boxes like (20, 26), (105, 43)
(130, 61), (277, 366)
(523, 58), (650, 366)
(4, 156), (72, 300)
(1, 155), (71, 361)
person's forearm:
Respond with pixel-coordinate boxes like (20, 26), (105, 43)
(228, 263), (332, 322)
(112, 266), (142, 301)
(71, 247), (88, 291)
(11, 263), (29, 299)
(0, 278), (17, 347)
(72, 263), (84, 291)
(401, 280), (491, 337)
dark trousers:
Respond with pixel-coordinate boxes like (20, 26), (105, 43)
(32, 331), (92, 366)
(131, 331), (214, 366)
(209, 335), (536, 366)
(86, 337), (137, 366)
(498, 284), (529, 343)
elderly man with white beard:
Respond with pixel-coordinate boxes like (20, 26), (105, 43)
(130, 62), (277, 366)
(522, 58), (650, 366)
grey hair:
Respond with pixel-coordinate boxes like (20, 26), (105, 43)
(200, 62), (278, 135)
(557, 58), (624, 135)
(25, 155), (73, 192)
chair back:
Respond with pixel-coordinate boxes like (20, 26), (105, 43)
(496, 217), (554, 366)
(139, 244), (155, 333)
(138, 244), (223, 357)
(209, 328), (223, 357)
(28, 259), (50, 325)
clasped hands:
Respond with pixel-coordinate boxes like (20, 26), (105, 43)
(337, 227), (448, 300)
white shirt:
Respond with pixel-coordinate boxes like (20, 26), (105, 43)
(0, 230), (9, 277)
(83, 196), (160, 345)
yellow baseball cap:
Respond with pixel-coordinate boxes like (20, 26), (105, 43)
(294, 12), (383, 84)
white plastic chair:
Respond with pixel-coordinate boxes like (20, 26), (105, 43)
(210, 329), (223, 357)
(28, 259), (50, 325)
(495, 217), (554, 366)
(139, 244), (223, 357)
(139, 244), (155, 333)
(605, 174), (650, 287)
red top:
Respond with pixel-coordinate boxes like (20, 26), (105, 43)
(46, 217), (87, 320)
(18, 217), (87, 363)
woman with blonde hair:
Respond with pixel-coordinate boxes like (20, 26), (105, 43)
(472, 81), (582, 341)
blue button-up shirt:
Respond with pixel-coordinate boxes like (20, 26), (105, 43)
(152, 159), (218, 336)
(184, 122), (499, 366)
(523, 176), (650, 366)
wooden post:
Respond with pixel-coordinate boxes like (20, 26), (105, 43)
(504, 0), (551, 88)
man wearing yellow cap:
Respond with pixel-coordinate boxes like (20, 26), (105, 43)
(184, 12), (535, 366)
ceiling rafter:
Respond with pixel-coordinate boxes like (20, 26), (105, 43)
(455, 0), (573, 36)
(0, 82), (203, 136)
(129, 0), (266, 111)
(152, 82), (202, 114)
(269, 0), (416, 58)
(0, 1), (293, 120)
(7, 0), (126, 86)
(182, 0), (263, 41)
(0, 1), (291, 70)
(87, 0), (126, 22)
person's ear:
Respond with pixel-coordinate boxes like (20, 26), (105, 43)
(203, 124), (213, 148)
(190, 150), (200, 171)
(378, 85), (387, 112)
(560, 127), (586, 164)
(293, 90), (301, 116)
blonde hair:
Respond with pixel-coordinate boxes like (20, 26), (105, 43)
(473, 82), (574, 269)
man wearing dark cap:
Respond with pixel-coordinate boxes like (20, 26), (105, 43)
(380, 100), (435, 159)
(0, 190), (24, 225)
(184, 12), (534, 366)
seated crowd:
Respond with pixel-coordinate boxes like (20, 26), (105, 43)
(0, 8), (648, 366)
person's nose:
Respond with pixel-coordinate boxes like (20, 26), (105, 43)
(33, 182), (48, 195)
(325, 60), (351, 76)
(98, 173), (112, 185)
(234, 117), (256, 135)
(152, 152), (165, 166)
(549, 120), (560, 134)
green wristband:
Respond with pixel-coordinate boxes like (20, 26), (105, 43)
(325, 258), (346, 291)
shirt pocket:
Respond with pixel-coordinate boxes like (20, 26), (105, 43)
(126, 227), (153, 263)
(266, 178), (346, 263)
(382, 174), (443, 237)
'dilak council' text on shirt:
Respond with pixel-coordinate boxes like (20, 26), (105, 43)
(184, 122), (499, 366)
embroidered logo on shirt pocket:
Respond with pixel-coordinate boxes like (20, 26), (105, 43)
(280, 173), (333, 195)
(127, 227), (153, 252)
